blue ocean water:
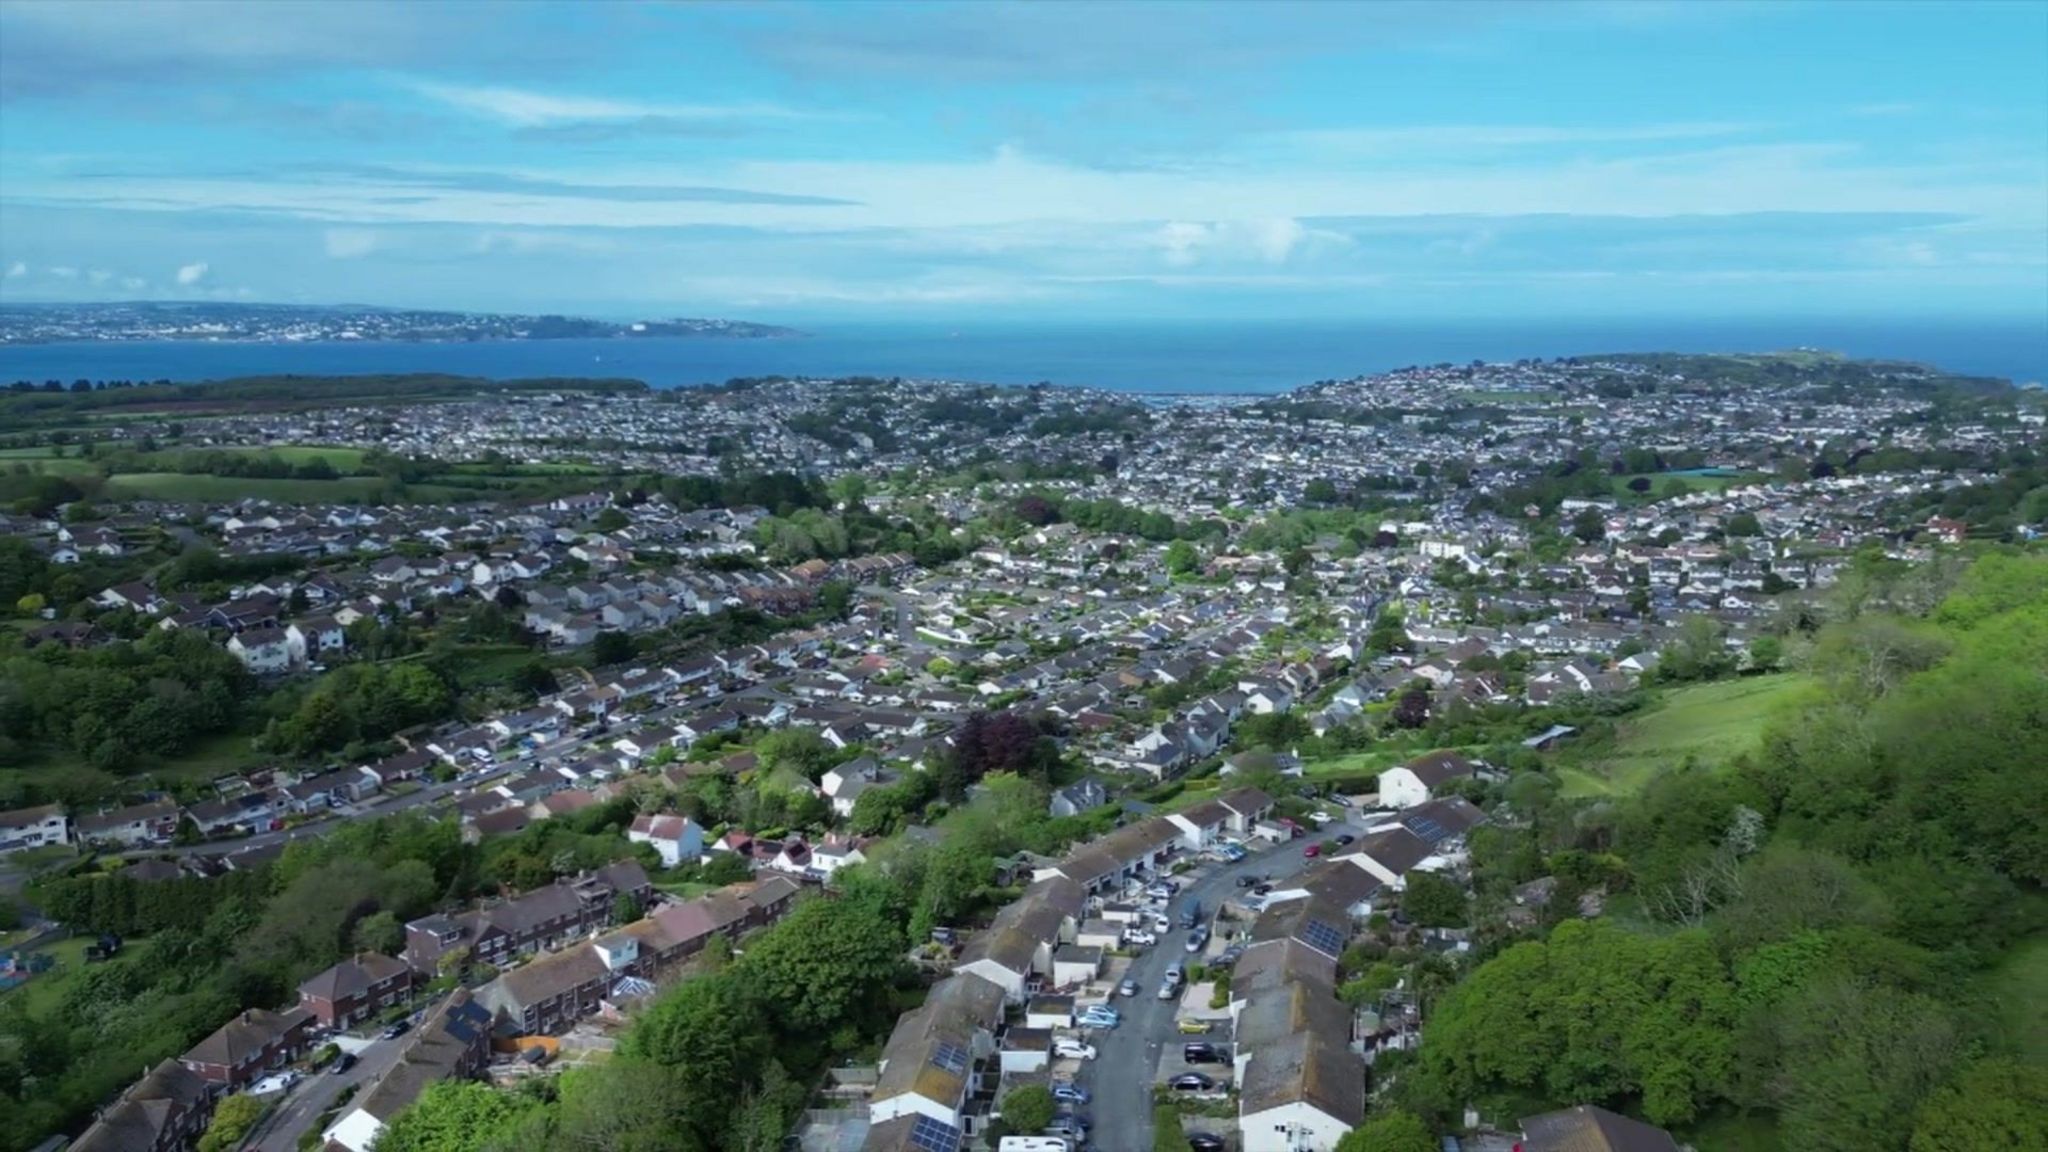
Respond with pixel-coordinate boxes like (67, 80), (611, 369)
(1, 318), (2041, 396)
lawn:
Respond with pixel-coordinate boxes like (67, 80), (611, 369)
(104, 472), (389, 502)
(2, 935), (97, 1016)
(1557, 673), (1810, 798)
(1974, 936), (2048, 1063)
(1610, 471), (1766, 500)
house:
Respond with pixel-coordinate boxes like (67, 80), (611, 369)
(1517, 1105), (1681, 1152)
(0, 803), (68, 855)
(1048, 777), (1109, 818)
(1167, 799), (1232, 851)
(285, 615), (345, 665)
(228, 627), (292, 674)
(76, 799), (181, 847)
(953, 876), (1086, 1003)
(179, 1005), (316, 1091)
(1217, 787), (1276, 835)
(1376, 750), (1477, 809)
(66, 1059), (215, 1152)
(865, 972), (1007, 1133)
(402, 862), (653, 972)
(821, 756), (885, 818)
(810, 834), (869, 879)
(473, 941), (617, 1036)
(323, 988), (494, 1152)
(298, 952), (416, 1030)
(1236, 1027), (1365, 1151)
(627, 813), (705, 869)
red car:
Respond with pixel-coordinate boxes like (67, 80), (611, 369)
(1304, 843), (1321, 858)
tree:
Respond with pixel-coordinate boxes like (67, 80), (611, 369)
(197, 1093), (267, 1152)
(1746, 635), (1783, 673)
(1392, 684), (1431, 729)
(351, 910), (403, 955)
(591, 629), (633, 666)
(1001, 1084), (1055, 1135)
(1626, 476), (1653, 494)
(1570, 508), (1606, 543)
(1400, 872), (1469, 928)
(1164, 539), (1199, 576)
(1726, 511), (1762, 537)
(737, 891), (905, 1034)
(612, 890), (644, 925)
(1336, 1110), (1435, 1152)
(594, 506), (630, 532)
(1908, 1058), (2048, 1152)
(373, 1080), (544, 1152)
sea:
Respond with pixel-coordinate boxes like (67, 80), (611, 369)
(1, 318), (2042, 398)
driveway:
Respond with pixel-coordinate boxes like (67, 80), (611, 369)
(1081, 839), (1302, 1152)
(246, 1034), (403, 1152)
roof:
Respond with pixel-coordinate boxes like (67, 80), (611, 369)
(299, 952), (409, 1003)
(1236, 976), (1353, 1054)
(1346, 826), (1434, 878)
(861, 1114), (964, 1152)
(350, 988), (494, 1121)
(1519, 1105), (1683, 1152)
(871, 973), (1005, 1111)
(67, 1060), (211, 1152)
(1398, 796), (1487, 845)
(476, 943), (613, 1016)
(1394, 750), (1477, 788)
(1238, 1027), (1366, 1126)
(1217, 786), (1274, 816)
(956, 876), (1084, 976)
(1231, 938), (1338, 1003)
(183, 1006), (312, 1068)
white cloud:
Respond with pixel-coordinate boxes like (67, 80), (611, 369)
(407, 81), (804, 129)
(1150, 217), (1334, 267)
(4, 260), (24, 278)
(49, 265), (77, 279)
(87, 269), (111, 284)
(323, 229), (380, 258)
(175, 260), (207, 285)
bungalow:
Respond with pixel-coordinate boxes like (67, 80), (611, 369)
(1377, 750), (1477, 809)
(953, 876), (1087, 1003)
(1217, 787), (1277, 835)
(1167, 799), (1232, 851)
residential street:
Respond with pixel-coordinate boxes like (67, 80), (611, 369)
(246, 1034), (402, 1152)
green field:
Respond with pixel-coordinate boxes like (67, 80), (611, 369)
(198, 445), (371, 469)
(1, 936), (96, 1016)
(1558, 673), (1810, 797)
(104, 472), (390, 502)
(1611, 472), (1766, 500)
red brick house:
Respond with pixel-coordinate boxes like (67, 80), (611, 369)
(68, 1059), (214, 1152)
(297, 952), (415, 1030)
(179, 1006), (315, 1091)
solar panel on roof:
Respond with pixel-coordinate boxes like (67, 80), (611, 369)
(1301, 918), (1346, 956)
(907, 1114), (963, 1152)
(929, 1040), (969, 1075)
(1404, 816), (1445, 842)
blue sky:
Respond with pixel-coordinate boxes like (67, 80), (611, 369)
(1, 0), (2044, 323)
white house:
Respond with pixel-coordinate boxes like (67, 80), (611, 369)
(627, 814), (705, 868)
(1166, 799), (1231, 851)
(285, 616), (345, 666)
(0, 804), (68, 855)
(1376, 750), (1477, 809)
(229, 628), (293, 674)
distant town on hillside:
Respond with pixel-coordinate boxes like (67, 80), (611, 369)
(0, 301), (803, 345)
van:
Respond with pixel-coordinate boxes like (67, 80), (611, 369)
(997, 1139), (1070, 1152)
(1179, 900), (1201, 929)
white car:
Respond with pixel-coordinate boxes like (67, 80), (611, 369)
(1123, 929), (1157, 946)
(1151, 914), (1172, 933)
(1053, 1038), (1097, 1061)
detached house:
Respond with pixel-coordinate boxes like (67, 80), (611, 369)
(627, 813), (705, 868)
(228, 627), (292, 674)
(1377, 750), (1477, 809)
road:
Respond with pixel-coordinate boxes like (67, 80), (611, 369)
(1083, 803), (1384, 1152)
(1084, 839), (1297, 1152)
(246, 1034), (402, 1152)
(860, 584), (923, 649)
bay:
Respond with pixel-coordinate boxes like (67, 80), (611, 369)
(0, 317), (2041, 396)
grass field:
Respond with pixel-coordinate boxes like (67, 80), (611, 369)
(1558, 673), (1809, 797)
(199, 445), (371, 469)
(1975, 936), (2048, 1063)
(1611, 472), (1766, 500)
(104, 472), (390, 502)
(2, 936), (95, 1016)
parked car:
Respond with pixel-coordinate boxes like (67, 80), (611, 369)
(381, 1020), (411, 1040)
(1303, 843), (1322, 858)
(1052, 1081), (1090, 1104)
(1184, 926), (1210, 953)
(1189, 1133), (1227, 1152)
(330, 1052), (357, 1074)
(1053, 1038), (1097, 1061)
(1234, 874), (1260, 888)
(1046, 1112), (1089, 1141)
(1118, 978), (1141, 997)
(1331, 794), (1354, 808)
(1178, 901), (1202, 928)
(1176, 1017), (1210, 1034)
(1123, 929), (1157, 946)
(1169, 1073), (1217, 1092)
(1250, 882), (1273, 896)
(1183, 1042), (1226, 1064)
(1151, 913), (1172, 933)
(1335, 833), (1356, 846)
(1078, 1011), (1120, 1030)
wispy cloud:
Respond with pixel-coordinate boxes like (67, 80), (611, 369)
(175, 260), (208, 285)
(406, 81), (813, 130)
